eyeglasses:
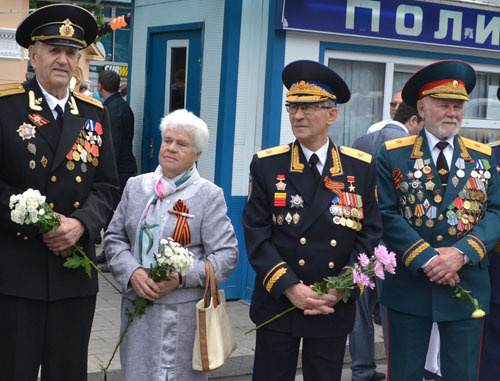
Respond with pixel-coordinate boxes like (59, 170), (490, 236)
(390, 102), (401, 108)
(285, 103), (332, 115)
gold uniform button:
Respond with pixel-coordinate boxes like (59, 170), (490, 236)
(438, 214), (444, 221)
(436, 235), (443, 241)
(330, 239), (337, 247)
(16, 232), (21, 237)
(328, 261), (335, 269)
(23, 236), (28, 241)
(299, 237), (307, 245)
(50, 175), (57, 182)
(298, 259), (305, 266)
(75, 176), (82, 183)
(49, 202), (54, 208)
(73, 201), (80, 208)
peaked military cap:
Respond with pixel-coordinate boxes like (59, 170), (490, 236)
(16, 4), (97, 49)
(282, 60), (350, 104)
(402, 59), (476, 108)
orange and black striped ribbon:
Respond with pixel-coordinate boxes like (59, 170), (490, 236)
(172, 199), (191, 246)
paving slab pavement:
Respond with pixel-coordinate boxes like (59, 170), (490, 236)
(88, 274), (386, 380)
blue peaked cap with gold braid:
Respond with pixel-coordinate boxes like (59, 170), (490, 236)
(282, 60), (350, 104)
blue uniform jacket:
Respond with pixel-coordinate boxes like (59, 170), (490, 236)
(243, 139), (382, 338)
(377, 130), (500, 321)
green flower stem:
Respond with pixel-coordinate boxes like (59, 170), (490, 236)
(84, 253), (122, 294)
(244, 306), (296, 335)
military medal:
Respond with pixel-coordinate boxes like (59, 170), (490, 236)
(92, 157), (99, 167)
(290, 194), (304, 208)
(28, 113), (49, 127)
(346, 219), (354, 228)
(415, 218), (423, 227)
(347, 176), (356, 192)
(408, 194), (416, 204)
(274, 192), (287, 207)
(330, 204), (342, 216)
(40, 156), (48, 167)
(452, 176), (459, 187)
(17, 123), (36, 140)
(293, 212), (300, 224)
(29, 160), (36, 169)
(66, 161), (75, 170)
(272, 214), (276, 224)
(484, 171), (491, 179)
(413, 159), (424, 179)
(285, 213), (292, 224)
(423, 166), (432, 174)
(417, 190), (425, 201)
(81, 163), (87, 173)
(276, 214), (284, 225)
(448, 226), (457, 235)
(423, 199), (430, 210)
(434, 194), (442, 203)
(27, 143), (36, 155)
(426, 219), (434, 228)
(400, 182), (409, 193)
(425, 180), (435, 191)
(276, 175), (286, 191)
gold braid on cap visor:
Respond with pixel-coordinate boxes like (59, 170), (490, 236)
(30, 19), (87, 48)
(286, 80), (336, 102)
(420, 80), (469, 101)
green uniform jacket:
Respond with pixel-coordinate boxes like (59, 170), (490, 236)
(377, 130), (500, 321)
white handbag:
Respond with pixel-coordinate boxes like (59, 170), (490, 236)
(192, 260), (237, 371)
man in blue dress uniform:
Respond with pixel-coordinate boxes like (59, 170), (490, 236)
(377, 60), (500, 381)
(0, 4), (118, 380)
(242, 60), (382, 381)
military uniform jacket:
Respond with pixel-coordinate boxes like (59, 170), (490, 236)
(242, 139), (382, 338)
(377, 130), (500, 321)
(0, 78), (119, 301)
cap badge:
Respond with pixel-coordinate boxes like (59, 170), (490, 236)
(60, 19), (75, 38)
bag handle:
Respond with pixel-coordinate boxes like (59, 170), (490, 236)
(203, 260), (220, 308)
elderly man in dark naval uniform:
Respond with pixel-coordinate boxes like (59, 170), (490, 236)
(242, 60), (382, 381)
(377, 60), (500, 381)
(0, 4), (118, 380)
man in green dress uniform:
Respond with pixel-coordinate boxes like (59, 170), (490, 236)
(377, 60), (500, 381)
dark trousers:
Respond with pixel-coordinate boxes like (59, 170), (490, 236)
(480, 304), (500, 381)
(0, 293), (96, 381)
(387, 308), (482, 381)
(253, 328), (347, 381)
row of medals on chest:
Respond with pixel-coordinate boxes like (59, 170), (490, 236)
(400, 160), (489, 234)
(66, 130), (101, 172)
(272, 177), (362, 231)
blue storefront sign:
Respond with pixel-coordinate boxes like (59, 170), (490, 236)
(278, 0), (500, 53)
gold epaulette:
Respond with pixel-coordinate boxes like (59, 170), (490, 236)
(488, 140), (500, 148)
(340, 146), (372, 164)
(384, 135), (417, 151)
(462, 136), (491, 156)
(256, 144), (290, 159)
(0, 83), (25, 98)
(73, 91), (103, 109)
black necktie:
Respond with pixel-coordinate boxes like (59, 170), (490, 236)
(309, 153), (321, 183)
(55, 105), (63, 130)
(436, 141), (449, 186)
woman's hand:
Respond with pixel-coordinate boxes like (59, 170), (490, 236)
(130, 268), (160, 301)
(155, 274), (180, 297)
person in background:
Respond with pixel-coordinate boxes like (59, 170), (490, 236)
(377, 59), (500, 381)
(349, 102), (424, 381)
(366, 91), (402, 133)
(243, 60), (382, 381)
(0, 4), (118, 380)
(78, 81), (92, 96)
(95, 70), (137, 270)
(120, 83), (128, 100)
(104, 109), (238, 380)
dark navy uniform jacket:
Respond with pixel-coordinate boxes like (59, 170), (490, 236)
(0, 78), (118, 301)
(243, 139), (382, 338)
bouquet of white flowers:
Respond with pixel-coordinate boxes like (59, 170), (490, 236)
(10, 188), (120, 292)
(102, 237), (194, 377)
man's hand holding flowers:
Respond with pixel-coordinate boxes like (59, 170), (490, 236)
(284, 283), (343, 316)
(43, 214), (86, 257)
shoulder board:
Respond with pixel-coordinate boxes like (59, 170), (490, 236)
(462, 136), (491, 156)
(487, 140), (500, 148)
(340, 146), (372, 164)
(73, 91), (103, 109)
(0, 83), (25, 98)
(257, 144), (290, 159)
(384, 135), (417, 151)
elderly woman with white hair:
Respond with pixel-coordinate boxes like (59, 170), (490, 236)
(104, 109), (238, 380)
